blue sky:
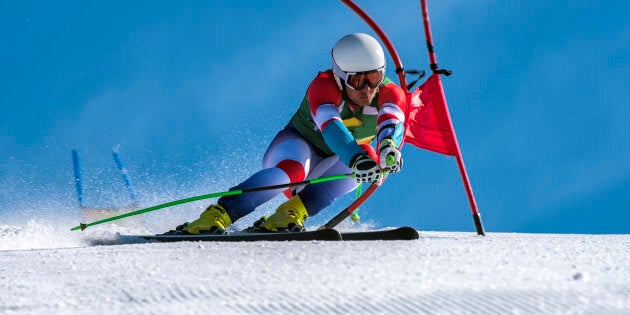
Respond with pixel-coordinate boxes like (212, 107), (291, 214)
(1, 1), (628, 234)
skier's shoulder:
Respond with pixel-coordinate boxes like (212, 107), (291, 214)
(307, 69), (342, 106)
(308, 69), (338, 92)
(378, 77), (406, 106)
(380, 76), (404, 94)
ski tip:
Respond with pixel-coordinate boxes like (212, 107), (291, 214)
(317, 228), (343, 240)
(395, 226), (420, 240)
(340, 226), (419, 241)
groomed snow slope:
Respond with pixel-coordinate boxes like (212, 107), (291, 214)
(1, 227), (629, 314)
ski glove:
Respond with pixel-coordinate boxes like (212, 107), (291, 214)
(350, 154), (382, 184)
(379, 138), (403, 173)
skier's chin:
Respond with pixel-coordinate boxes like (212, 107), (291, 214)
(352, 95), (374, 106)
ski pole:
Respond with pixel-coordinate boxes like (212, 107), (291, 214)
(320, 183), (379, 230)
(320, 167), (395, 230)
(70, 173), (352, 231)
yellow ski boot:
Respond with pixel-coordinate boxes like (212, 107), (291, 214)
(260, 196), (309, 232)
(182, 204), (232, 234)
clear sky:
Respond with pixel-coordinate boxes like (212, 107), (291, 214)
(1, 1), (628, 234)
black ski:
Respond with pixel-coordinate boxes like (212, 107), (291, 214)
(125, 227), (417, 243)
(135, 228), (342, 242)
(340, 226), (419, 241)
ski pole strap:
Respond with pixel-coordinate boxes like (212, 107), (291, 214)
(70, 173), (352, 231)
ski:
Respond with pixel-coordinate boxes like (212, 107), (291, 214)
(340, 227), (419, 241)
(135, 228), (342, 242)
(125, 227), (418, 243)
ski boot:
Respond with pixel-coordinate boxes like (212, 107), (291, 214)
(167, 204), (232, 235)
(255, 196), (309, 232)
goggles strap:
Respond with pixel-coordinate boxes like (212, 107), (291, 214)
(332, 60), (349, 81)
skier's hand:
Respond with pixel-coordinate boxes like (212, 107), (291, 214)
(379, 138), (403, 173)
(350, 154), (382, 184)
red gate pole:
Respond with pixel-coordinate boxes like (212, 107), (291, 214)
(420, 0), (485, 235)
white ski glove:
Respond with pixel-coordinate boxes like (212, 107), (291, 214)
(379, 138), (403, 173)
(350, 154), (382, 184)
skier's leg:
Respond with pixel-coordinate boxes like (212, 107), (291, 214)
(180, 126), (316, 234)
(259, 155), (357, 232)
(218, 126), (319, 221)
(297, 159), (358, 217)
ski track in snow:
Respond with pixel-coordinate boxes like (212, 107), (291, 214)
(0, 225), (629, 314)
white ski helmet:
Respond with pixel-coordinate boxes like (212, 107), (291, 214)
(332, 33), (386, 89)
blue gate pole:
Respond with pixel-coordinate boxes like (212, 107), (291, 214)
(71, 149), (85, 208)
(112, 147), (139, 206)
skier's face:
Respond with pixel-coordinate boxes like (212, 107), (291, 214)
(346, 83), (378, 106)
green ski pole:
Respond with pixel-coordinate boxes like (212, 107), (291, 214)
(71, 173), (352, 231)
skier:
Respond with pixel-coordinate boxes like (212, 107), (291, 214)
(171, 33), (406, 234)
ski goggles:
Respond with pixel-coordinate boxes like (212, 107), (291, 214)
(344, 68), (385, 90)
(333, 63), (385, 91)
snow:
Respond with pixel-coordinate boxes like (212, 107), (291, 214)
(1, 222), (629, 314)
